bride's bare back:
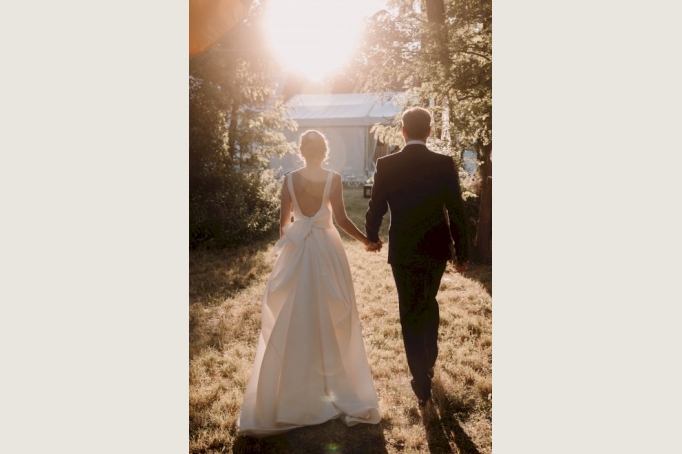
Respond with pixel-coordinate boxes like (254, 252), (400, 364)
(290, 168), (330, 217)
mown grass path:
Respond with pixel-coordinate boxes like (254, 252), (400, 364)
(189, 187), (492, 453)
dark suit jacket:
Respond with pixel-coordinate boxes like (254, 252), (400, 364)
(365, 143), (469, 265)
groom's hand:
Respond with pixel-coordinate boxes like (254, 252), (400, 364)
(366, 239), (383, 252)
(454, 261), (468, 274)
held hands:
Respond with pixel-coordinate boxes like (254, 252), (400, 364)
(365, 239), (383, 252)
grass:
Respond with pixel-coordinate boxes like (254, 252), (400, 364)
(189, 186), (492, 453)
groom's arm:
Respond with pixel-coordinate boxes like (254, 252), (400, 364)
(365, 159), (389, 243)
(443, 158), (470, 264)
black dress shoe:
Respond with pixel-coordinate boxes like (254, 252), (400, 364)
(418, 397), (431, 407)
(411, 378), (431, 406)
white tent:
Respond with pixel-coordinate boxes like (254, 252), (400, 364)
(270, 93), (403, 180)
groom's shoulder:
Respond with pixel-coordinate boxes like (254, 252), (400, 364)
(424, 148), (455, 165)
(432, 150), (454, 162)
(375, 154), (392, 166)
(377, 150), (403, 164)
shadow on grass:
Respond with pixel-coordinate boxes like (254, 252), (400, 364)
(189, 233), (278, 306)
(416, 402), (455, 453)
(430, 381), (482, 454)
(233, 418), (389, 454)
(461, 263), (492, 297)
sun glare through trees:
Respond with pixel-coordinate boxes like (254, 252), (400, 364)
(262, 0), (386, 81)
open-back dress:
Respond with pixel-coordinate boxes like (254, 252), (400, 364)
(236, 170), (381, 436)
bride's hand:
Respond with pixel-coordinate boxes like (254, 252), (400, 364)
(365, 239), (383, 252)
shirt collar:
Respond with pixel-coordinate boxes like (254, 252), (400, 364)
(405, 140), (427, 146)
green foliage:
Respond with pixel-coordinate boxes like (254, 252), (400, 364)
(189, 167), (281, 249)
(189, 6), (296, 249)
(351, 0), (491, 156)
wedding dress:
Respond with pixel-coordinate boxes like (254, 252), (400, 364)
(237, 170), (381, 436)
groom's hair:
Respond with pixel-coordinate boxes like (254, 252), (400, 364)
(402, 107), (432, 140)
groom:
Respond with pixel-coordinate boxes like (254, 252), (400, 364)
(365, 107), (470, 407)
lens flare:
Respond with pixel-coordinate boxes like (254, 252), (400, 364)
(263, 0), (386, 81)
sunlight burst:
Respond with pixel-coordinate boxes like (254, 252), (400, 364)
(263, 0), (386, 81)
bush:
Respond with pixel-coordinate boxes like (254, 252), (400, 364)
(190, 167), (281, 249)
(461, 189), (480, 257)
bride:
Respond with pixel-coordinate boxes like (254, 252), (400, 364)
(237, 130), (382, 436)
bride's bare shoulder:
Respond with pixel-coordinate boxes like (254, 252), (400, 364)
(329, 170), (342, 182)
(287, 168), (306, 183)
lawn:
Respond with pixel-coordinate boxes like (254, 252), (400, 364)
(189, 186), (492, 453)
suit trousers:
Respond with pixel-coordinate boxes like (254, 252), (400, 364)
(391, 259), (447, 401)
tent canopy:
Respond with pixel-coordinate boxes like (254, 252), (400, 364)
(285, 93), (402, 127)
(271, 93), (403, 178)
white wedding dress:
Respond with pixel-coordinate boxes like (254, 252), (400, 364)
(237, 170), (381, 436)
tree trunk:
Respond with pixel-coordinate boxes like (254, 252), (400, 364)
(474, 142), (492, 264)
(447, 99), (460, 167)
(425, 0), (445, 23)
(227, 99), (239, 161)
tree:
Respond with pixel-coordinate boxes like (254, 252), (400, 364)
(189, 2), (296, 248)
(349, 0), (492, 263)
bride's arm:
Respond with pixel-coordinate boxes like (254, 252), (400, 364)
(329, 173), (372, 247)
(279, 176), (292, 237)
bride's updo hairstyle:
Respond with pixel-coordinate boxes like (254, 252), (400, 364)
(298, 130), (329, 164)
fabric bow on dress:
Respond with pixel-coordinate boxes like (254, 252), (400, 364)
(271, 213), (331, 258)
